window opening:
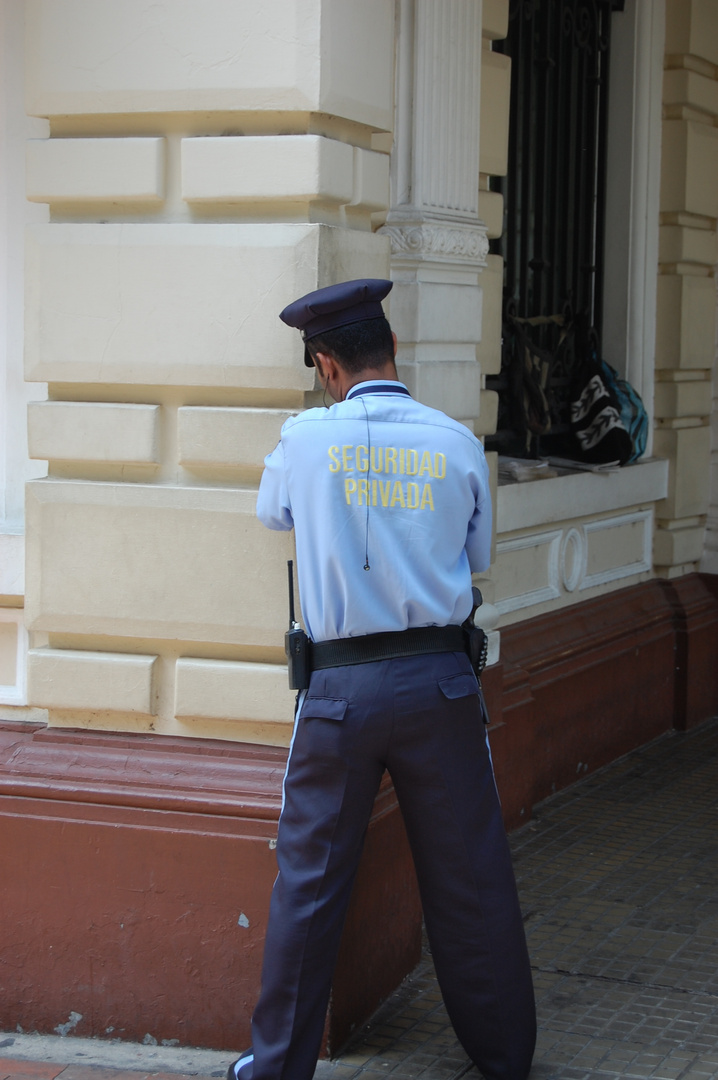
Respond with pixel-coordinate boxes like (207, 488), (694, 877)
(487, 0), (625, 460)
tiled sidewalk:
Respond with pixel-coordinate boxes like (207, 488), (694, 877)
(3, 717), (718, 1080)
(0, 1064), (221, 1080)
(326, 717), (718, 1080)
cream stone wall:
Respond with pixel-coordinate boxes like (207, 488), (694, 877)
(656, 0), (718, 578)
(16, 0), (718, 733)
(0, 0), (48, 712)
(27, 138), (166, 203)
(23, 0), (393, 743)
(25, 0), (394, 130)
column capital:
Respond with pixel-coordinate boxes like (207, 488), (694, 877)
(379, 218), (489, 268)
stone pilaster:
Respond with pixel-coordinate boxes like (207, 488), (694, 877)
(656, 0), (718, 577)
(702, 273), (718, 574)
(380, 0), (488, 428)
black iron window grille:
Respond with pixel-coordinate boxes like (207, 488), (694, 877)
(487, 0), (625, 460)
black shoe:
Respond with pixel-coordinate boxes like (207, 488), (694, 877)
(226, 1048), (254, 1080)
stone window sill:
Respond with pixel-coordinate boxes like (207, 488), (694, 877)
(496, 457), (669, 534)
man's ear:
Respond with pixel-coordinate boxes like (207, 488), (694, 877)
(314, 351), (339, 383)
(391, 332), (398, 358)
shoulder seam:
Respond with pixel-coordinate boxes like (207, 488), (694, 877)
(284, 411), (482, 448)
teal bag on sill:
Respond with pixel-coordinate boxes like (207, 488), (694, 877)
(598, 360), (648, 464)
(570, 353), (648, 467)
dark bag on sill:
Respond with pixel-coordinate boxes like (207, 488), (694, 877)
(509, 316), (564, 454)
(569, 355), (646, 466)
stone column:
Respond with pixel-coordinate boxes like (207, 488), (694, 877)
(380, 0), (489, 429)
(381, 0), (502, 653)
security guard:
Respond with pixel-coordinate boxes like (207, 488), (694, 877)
(228, 280), (536, 1080)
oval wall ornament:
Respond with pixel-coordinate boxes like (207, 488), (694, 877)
(560, 527), (586, 592)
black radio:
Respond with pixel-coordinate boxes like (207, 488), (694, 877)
(285, 560), (310, 690)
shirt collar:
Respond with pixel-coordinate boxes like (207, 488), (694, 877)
(346, 380), (411, 400)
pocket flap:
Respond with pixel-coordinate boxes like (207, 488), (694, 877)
(301, 696), (349, 721)
(439, 673), (478, 700)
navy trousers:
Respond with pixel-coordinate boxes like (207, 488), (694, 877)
(246, 651), (536, 1080)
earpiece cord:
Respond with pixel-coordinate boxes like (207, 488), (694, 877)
(360, 396), (371, 570)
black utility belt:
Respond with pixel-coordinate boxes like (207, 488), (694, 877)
(310, 625), (466, 670)
(286, 623), (483, 691)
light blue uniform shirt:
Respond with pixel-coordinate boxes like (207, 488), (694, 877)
(256, 381), (492, 643)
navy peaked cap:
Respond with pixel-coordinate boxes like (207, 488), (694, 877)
(279, 278), (393, 366)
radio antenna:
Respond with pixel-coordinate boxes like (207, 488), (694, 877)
(287, 560), (297, 628)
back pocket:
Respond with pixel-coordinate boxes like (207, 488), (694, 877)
(300, 695), (349, 721)
(438, 673), (479, 700)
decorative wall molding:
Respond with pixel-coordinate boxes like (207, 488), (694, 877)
(495, 529), (563, 615)
(581, 510), (653, 589)
(379, 220), (489, 266)
(560, 528), (586, 592)
(495, 510), (654, 615)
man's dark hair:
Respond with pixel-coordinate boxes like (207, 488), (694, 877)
(307, 317), (394, 374)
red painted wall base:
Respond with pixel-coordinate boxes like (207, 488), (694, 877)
(1, 573), (716, 1051)
(0, 725), (420, 1053)
(485, 573), (718, 828)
